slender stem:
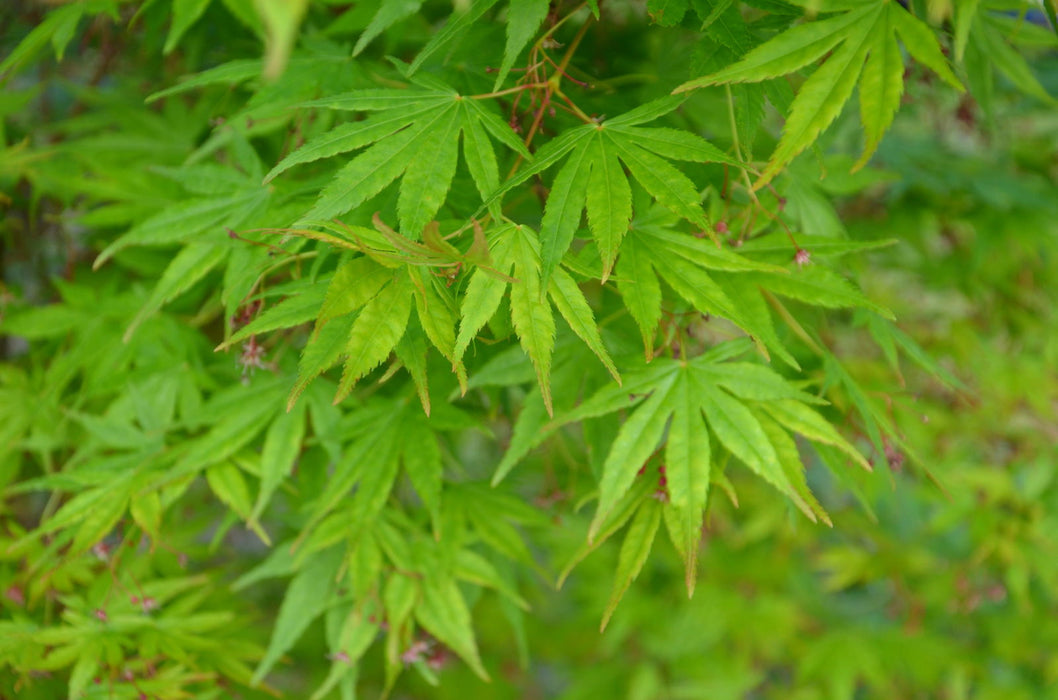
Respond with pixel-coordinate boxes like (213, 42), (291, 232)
(762, 290), (825, 356)
(471, 82), (549, 100)
(554, 18), (591, 86)
(725, 85), (800, 248)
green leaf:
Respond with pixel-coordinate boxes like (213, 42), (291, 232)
(126, 242), (226, 341)
(415, 576), (490, 680)
(223, 283), (327, 349)
(130, 490), (163, 540)
(289, 314), (355, 410)
(719, 274), (799, 368)
(95, 188), (266, 267)
(304, 104), (455, 223)
(757, 9), (880, 185)
(69, 653), (99, 700)
(602, 498), (662, 630)
(697, 360), (824, 403)
(171, 388), (280, 480)
(651, 253), (740, 323)
(970, 19), (1054, 103)
(747, 265), (894, 319)
(70, 487), (132, 555)
(455, 226), (516, 359)
(409, 0), (502, 74)
(254, 401), (307, 519)
(557, 475), (656, 586)
(663, 371), (710, 595)
(253, 548), (343, 684)
(757, 410), (831, 525)
(402, 416), (443, 534)
(548, 268), (619, 383)
(491, 383), (551, 485)
(264, 103), (437, 183)
(657, 0), (696, 25)
(696, 379), (814, 520)
(145, 58), (261, 102)
(396, 316), (432, 413)
(166, 0), (212, 54)
(413, 269), (460, 364)
(495, 0), (550, 88)
(336, 270), (414, 402)
(953, 0), (980, 61)
(538, 138), (592, 289)
(479, 124), (594, 210)
(354, 0), (424, 56)
(454, 550), (529, 610)
(585, 134), (633, 279)
(891, 6), (964, 91)
(460, 101), (503, 212)
(590, 373), (677, 540)
(206, 461), (255, 522)
(464, 98), (533, 158)
(674, 5), (875, 91)
(603, 95), (687, 127)
(318, 256), (394, 326)
(0, 4), (84, 83)
(303, 88), (454, 111)
(1044, 0), (1058, 36)
(616, 236), (662, 360)
(610, 136), (710, 230)
(398, 105), (462, 236)
(509, 226), (556, 414)
(255, 0), (308, 79)
(609, 125), (740, 166)
(855, 27), (903, 170)
(635, 225), (788, 273)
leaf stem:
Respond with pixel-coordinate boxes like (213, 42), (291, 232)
(762, 290), (825, 356)
(471, 83), (550, 100)
(724, 85), (800, 249)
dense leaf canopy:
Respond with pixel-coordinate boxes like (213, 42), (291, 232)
(1, 0), (1057, 698)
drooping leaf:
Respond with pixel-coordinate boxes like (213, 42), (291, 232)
(589, 374), (677, 540)
(675, 2), (965, 184)
(410, 0), (503, 73)
(508, 226), (556, 414)
(353, 0), (424, 57)
(601, 498), (662, 630)
(548, 267), (619, 383)
(335, 270), (414, 402)
(584, 134), (633, 279)
(254, 401), (307, 519)
(166, 0), (212, 54)
(495, 0), (550, 88)
(252, 548), (343, 684)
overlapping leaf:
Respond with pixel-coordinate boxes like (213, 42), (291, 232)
(615, 203), (792, 361)
(675, 0), (964, 181)
(484, 98), (738, 285)
(268, 82), (529, 237)
(455, 223), (619, 415)
(560, 346), (869, 597)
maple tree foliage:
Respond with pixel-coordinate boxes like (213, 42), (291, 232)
(1, 0), (1057, 698)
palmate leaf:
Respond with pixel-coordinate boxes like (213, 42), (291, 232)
(506, 98), (736, 285)
(615, 210), (792, 360)
(565, 348), (863, 594)
(602, 497), (663, 630)
(495, 0), (550, 88)
(455, 224), (618, 415)
(353, 0), (425, 57)
(270, 84), (529, 237)
(674, 1), (963, 182)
